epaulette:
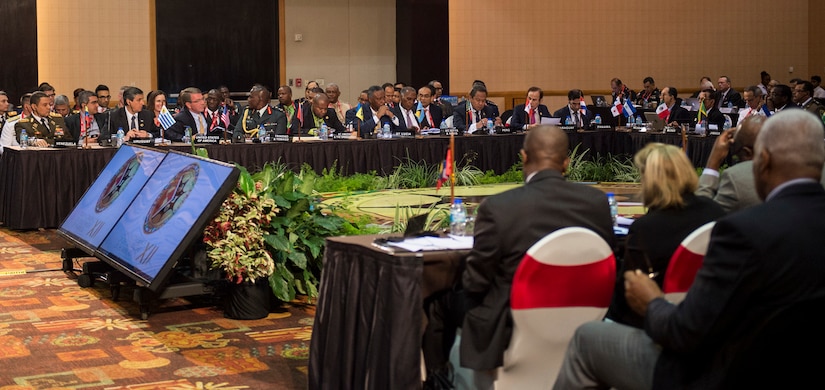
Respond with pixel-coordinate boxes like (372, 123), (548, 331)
(71, 109), (80, 115)
(7, 111), (17, 117)
(49, 112), (62, 117)
(18, 118), (30, 123)
(273, 105), (285, 113)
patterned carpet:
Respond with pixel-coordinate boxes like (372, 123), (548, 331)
(0, 228), (312, 390)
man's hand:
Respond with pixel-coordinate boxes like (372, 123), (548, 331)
(624, 270), (664, 317)
(705, 127), (735, 171)
(34, 138), (48, 147)
(376, 105), (392, 118)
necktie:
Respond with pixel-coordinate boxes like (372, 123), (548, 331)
(529, 109), (535, 125)
(406, 109), (415, 128)
(41, 118), (49, 132)
(130, 115), (137, 130)
(198, 114), (206, 135)
(424, 107), (432, 127)
(211, 111), (219, 129)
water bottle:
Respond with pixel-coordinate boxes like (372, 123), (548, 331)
(440, 119), (448, 133)
(382, 123), (391, 139)
(19, 129), (27, 149)
(183, 126), (191, 144)
(594, 114), (602, 125)
(487, 118), (495, 134)
(565, 116), (572, 125)
(449, 198), (468, 236)
(723, 116), (732, 131)
(258, 124), (266, 142)
(636, 115), (643, 126)
(607, 192), (618, 226)
(116, 127), (125, 147)
(320, 123), (328, 140)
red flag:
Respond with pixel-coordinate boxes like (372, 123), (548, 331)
(436, 149), (453, 190)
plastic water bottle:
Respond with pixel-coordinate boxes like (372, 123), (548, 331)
(487, 118), (495, 134)
(565, 116), (572, 125)
(594, 114), (602, 125)
(258, 124), (266, 141)
(607, 192), (618, 226)
(19, 129), (27, 149)
(183, 126), (191, 144)
(320, 123), (329, 140)
(723, 117), (732, 131)
(635, 115), (643, 126)
(440, 119), (448, 132)
(449, 198), (468, 236)
(382, 123), (391, 139)
(116, 127), (125, 147)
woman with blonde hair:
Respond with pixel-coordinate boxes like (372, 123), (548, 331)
(605, 143), (724, 328)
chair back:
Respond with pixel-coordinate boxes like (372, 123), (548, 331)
(497, 227), (615, 389)
(662, 221), (715, 303)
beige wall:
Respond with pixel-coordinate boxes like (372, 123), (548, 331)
(283, 0), (396, 105)
(37, 0), (154, 103)
(450, 0), (813, 110)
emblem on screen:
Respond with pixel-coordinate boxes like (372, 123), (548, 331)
(95, 152), (144, 212)
(143, 163), (199, 233)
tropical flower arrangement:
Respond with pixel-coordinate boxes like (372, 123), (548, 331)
(203, 162), (349, 302)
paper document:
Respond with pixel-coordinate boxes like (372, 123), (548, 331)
(388, 236), (474, 252)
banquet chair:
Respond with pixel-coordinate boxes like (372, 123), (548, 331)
(495, 227), (616, 389)
(662, 221), (715, 303)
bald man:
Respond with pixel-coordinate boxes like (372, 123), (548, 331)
(290, 92), (346, 136)
(556, 108), (825, 389)
(460, 125), (615, 373)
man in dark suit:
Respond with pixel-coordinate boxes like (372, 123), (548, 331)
(554, 109), (825, 389)
(717, 75), (745, 108)
(460, 126), (614, 374)
(290, 92), (345, 136)
(553, 89), (592, 129)
(416, 85), (443, 129)
(452, 85), (500, 134)
(769, 84), (800, 113)
(276, 85), (300, 129)
(204, 89), (236, 137)
(64, 90), (107, 143)
(391, 86), (418, 132)
(661, 87), (692, 127)
(429, 80), (454, 118)
(694, 89), (726, 129)
(232, 84), (287, 140)
(104, 86), (156, 141)
(511, 86), (552, 131)
(166, 87), (210, 141)
(348, 85), (400, 139)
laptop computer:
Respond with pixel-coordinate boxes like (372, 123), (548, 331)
(591, 95), (608, 107)
(643, 112), (666, 131)
(683, 98), (700, 111)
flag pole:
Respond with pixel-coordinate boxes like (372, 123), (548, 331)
(449, 132), (456, 203)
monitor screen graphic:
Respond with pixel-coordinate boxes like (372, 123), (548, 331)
(97, 150), (238, 290)
(59, 145), (166, 253)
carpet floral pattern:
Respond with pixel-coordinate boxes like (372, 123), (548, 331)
(0, 228), (312, 390)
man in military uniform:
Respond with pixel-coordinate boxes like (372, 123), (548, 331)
(0, 91), (11, 130)
(793, 81), (825, 120)
(0, 92), (27, 154)
(15, 91), (70, 146)
(232, 84), (287, 141)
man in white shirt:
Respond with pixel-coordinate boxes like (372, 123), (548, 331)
(812, 76), (825, 98)
(325, 83), (351, 124)
(738, 85), (767, 120)
(0, 93), (32, 154)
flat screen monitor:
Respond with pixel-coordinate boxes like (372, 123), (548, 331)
(59, 145), (167, 254)
(96, 150), (239, 291)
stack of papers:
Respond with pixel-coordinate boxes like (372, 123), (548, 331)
(388, 235), (474, 252)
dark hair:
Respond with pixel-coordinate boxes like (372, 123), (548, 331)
(95, 84), (109, 94)
(812, 75), (822, 83)
(72, 88), (85, 99)
(799, 81), (815, 95)
(278, 85), (292, 94)
(419, 85), (435, 96)
(643, 76), (655, 85)
(367, 85), (383, 99)
(20, 92), (32, 106)
(666, 87), (678, 98)
(469, 85), (487, 98)
(761, 70), (770, 77)
(38, 83), (54, 92)
(528, 86), (544, 100)
(381, 82), (394, 90)
(567, 89), (582, 100)
(773, 84), (792, 99)
(702, 88), (719, 102)
(77, 90), (95, 106)
(611, 77), (623, 86)
(30, 91), (48, 106)
(123, 86), (144, 102)
(147, 90), (166, 108)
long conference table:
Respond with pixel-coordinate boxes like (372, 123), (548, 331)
(0, 130), (717, 230)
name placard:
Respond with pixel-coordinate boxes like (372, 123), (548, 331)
(558, 125), (576, 131)
(53, 140), (76, 148)
(595, 125), (612, 130)
(393, 130), (415, 138)
(130, 138), (154, 145)
(271, 134), (290, 143)
(497, 127), (512, 134)
(708, 131), (721, 136)
(193, 135), (220, 144)
(664, 127), (677, 133)
(442, 128), (459, 136)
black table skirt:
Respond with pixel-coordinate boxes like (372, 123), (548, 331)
(0, 132), (718, 230)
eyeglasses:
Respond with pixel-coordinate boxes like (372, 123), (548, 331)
(98, 95), (110, 99)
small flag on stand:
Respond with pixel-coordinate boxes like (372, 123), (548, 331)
(696, 101), (708, 123)
(656, 103), (670, 120)
(158, 105), (176, 130)
(436, 149), (453, 190)
(580, 97), (587, 117)
(623, 100), (637, 118)
(220, 105), (230, 127)
(611, 99), (622, 117)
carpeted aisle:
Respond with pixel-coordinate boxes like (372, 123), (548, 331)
(0, 228), (312, 389)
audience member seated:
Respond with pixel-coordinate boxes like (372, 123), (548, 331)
(716, 76), (745, 108)
(511, 86), (551, 131)
(416, 85), (443, 129)
(53, 94), (71, 117)
(205, 88), (236, 136)
(695, 116), (766, 213)
(325, 83), (351, 125)
(0, 93), (32, 153)
(14, 91), (68, 147)
(813, 75), (825, 98)
(553, 109), (825, 390)
(452, 85), (500, 134)
(660, 87), (691, 127)
(276, 85), (300, 129)
(605, 143), (724, 328)
(636, 76), (661, 109)
(553, 89), (591, 130)
(166, 87), (210, 141)
(231, 84), (287, 141)
(297, 80), (319, 105)
(769, 84), (798, 113)
(689, 76), (714, 98)
(146, 90), (167, 137)
(694, 89), (726, 129)
(738, 85), (768, 119)
(429, 80), (454, 118)
(391, 86), (419, 132)
(793, 81), (825, 118)
(290, 92), (346, 136)
(348, 85), (400, 139)
(757, 71), (771, 96)
(460, 125), (614, 382)
(610, 77), (636, 105)
(95, 84), (112, 113)
(64, 90), (106, 143)
(344, 89), (369, 132)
